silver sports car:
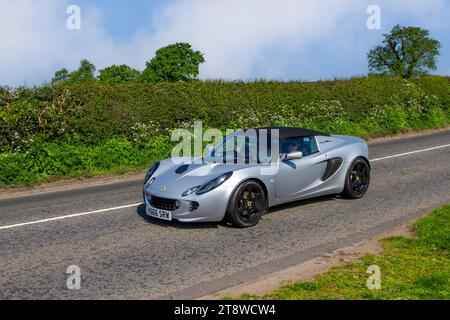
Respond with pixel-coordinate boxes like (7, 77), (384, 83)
(143, 127), (370, 227)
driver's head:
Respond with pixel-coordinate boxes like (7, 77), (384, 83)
(287, 141), (298, 153)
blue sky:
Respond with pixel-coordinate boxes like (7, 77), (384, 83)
(74, 0), (167, 40)
(0, 0), (448, 86)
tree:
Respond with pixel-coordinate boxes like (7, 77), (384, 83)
(368, 25), (440, 78)
(141, 42), (205, 82)
(70, 59), (96, 82)
(51, 59), (96, 85)
(98, 65), (141, 83)
(51, 68), (70, 85)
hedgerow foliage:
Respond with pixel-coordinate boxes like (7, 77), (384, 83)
(0, 76), (448, 186)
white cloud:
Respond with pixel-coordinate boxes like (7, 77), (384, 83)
(144, 0), (361, 80)
(0, 0), (108, 85)
(0, 0), (448, 86)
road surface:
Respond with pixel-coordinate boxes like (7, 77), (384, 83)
(0, 130), (449, 299)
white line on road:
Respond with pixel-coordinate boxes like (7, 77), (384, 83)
(0, 203), (142, 231)
(1, 143), (449, 231)
(370, 143), (450, 162)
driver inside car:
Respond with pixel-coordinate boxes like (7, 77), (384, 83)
(287, 141), (299, 153)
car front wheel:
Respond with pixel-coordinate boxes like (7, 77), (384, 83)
(225, 180), (267, 228)
(342, 158), (370, 199)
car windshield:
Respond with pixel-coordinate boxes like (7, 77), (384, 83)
(204, 132), (319, 164)
(204, 131), (272, 164)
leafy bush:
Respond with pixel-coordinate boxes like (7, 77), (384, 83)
(0, 137), (170, 187)
(0, 76), (448, 187)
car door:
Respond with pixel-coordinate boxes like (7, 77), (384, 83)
(275, 137), (328, 199)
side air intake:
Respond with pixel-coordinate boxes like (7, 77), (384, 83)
(321, 157), (343, 181)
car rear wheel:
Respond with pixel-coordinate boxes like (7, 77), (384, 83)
(342, 158), (370, 199)
(225, 180), (267, 228)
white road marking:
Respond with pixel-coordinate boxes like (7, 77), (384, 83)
(1, 143), (449, 231)
(0, 203), (142, 231)
(370, 143), (450, 162)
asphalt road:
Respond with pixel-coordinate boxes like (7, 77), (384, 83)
(0, 130), (449, 299)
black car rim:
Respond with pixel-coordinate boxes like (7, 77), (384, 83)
(236, 186), (263, 223)
(350, 161), (369, 195)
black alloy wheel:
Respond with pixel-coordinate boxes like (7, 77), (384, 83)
(225, 180), (267, 228)
(342, 158), (370, 199)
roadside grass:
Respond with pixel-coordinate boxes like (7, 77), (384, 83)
(234, 205), (450, 300)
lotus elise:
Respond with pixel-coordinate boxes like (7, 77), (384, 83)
(143, 127), (370, 227)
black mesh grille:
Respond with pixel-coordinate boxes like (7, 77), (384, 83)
(190, 202), (199, 211)
(150, 196), (180, 211)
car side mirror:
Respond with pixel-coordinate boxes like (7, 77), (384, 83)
(285, 151), (303, 161)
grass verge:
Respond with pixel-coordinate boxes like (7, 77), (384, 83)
(235, 205), (450, 300)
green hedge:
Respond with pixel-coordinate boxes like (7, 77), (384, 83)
(0, 137), (171, 187)
(0, 76), (449, 187)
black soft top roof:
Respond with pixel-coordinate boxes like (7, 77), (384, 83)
(255, 127), (330, 139)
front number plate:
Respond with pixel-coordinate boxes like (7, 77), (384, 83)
(146, 206), (172, 221)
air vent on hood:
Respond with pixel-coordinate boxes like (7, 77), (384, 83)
(175, 164), (190, 174)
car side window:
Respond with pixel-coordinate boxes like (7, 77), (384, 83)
(281, 136), (319, 157)
(302, 136), (319, 156)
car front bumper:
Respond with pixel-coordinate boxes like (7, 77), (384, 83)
(142, 185), (233, 223)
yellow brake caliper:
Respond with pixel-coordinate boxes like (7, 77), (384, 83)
(243, 191), (252, 208)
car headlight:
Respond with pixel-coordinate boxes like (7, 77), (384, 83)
(182, 186), (200, 197)
(144, 162), (160, 185)
(196, 172), (233, 195)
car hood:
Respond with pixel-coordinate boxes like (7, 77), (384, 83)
(145, 158), (257, 196)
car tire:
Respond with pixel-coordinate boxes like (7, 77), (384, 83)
(225, 180), (267, 228)
(342, 157), (370, 199)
